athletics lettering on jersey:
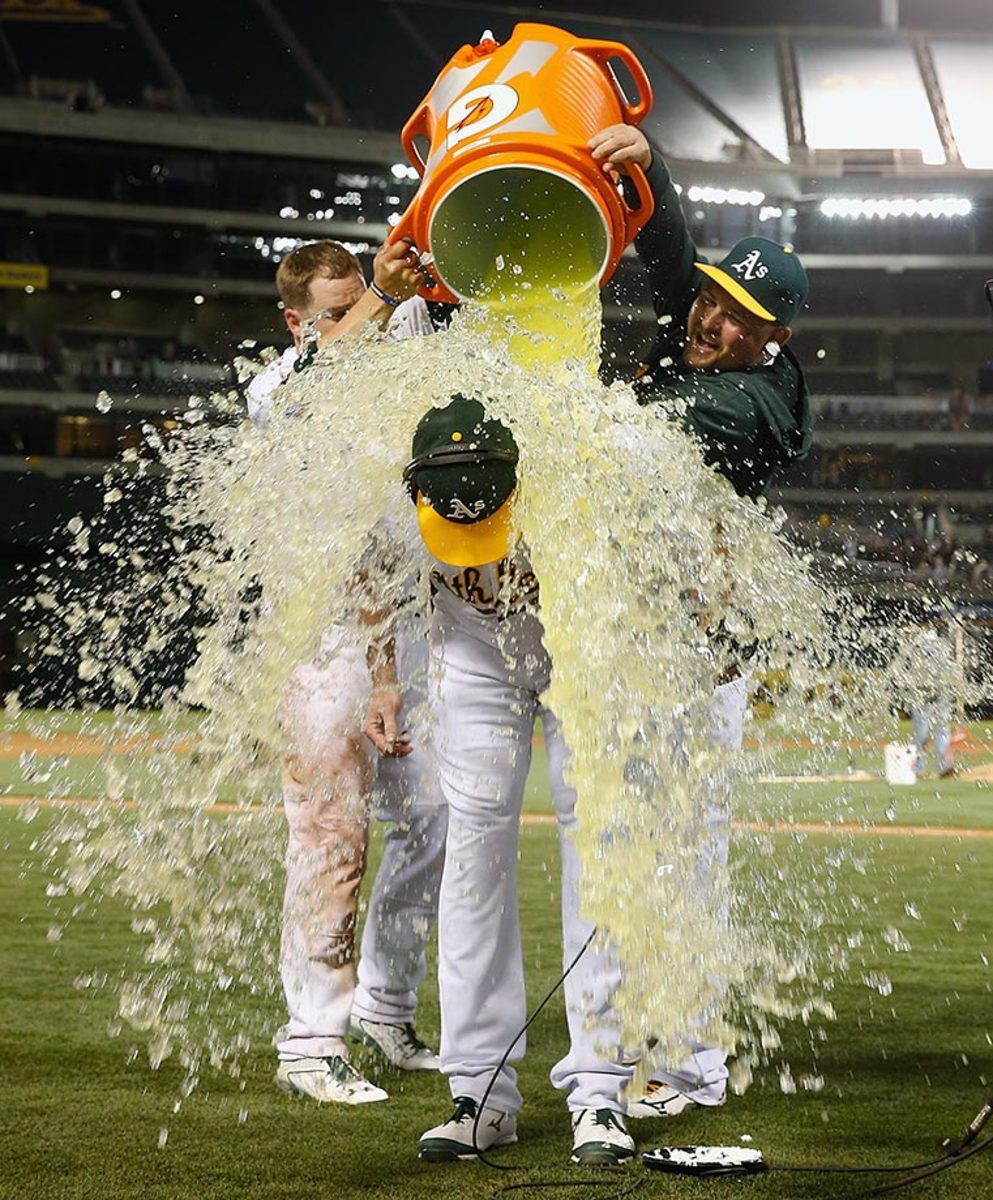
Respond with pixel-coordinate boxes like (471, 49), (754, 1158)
(430, 554), (539, 616)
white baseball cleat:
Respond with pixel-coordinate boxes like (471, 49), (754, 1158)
(570, 1108), (636, 1166)
(349, 1017), (440, 1070)
(418, 1096), (518, 1162)
(275, 1054), (388, 1105)
(627, 1080), (726, 1119)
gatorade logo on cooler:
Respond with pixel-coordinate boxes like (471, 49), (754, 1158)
(446, 84), (520, 151)
(728, 249), (769, 281)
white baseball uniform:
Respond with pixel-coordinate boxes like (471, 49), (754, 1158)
(276, 614), (443, 1057)
(426, 542), (748, 1113)
(247, 296), (447, 1060)
(426, 548), (634, 1114)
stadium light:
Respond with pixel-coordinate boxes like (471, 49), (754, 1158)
(820, 196), (972, 219)
(687, 185), (765, 207)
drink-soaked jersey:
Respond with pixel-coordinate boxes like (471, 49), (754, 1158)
(429, 544), (540, 618)
(245, 295), (440, 428)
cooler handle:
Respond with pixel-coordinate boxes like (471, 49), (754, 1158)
(389, 206), (418, 247)
(387, 208), (458, 305)
(393, 107), (455, 302)
(400, 102), (430, 175)
(619, 162), (655, 244)
(577, 40), (654, 125)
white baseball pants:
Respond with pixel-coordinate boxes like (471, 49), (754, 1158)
(275, 629), (446, 1059)
(430, 595), (633, 1115)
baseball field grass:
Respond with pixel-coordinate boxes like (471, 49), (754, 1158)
(1, 712), (992, 1200)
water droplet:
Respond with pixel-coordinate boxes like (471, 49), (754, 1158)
(864, 972), (893, 996)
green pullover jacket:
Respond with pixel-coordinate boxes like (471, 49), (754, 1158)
(632, 152), (813, 499)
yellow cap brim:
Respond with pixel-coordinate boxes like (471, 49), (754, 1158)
(417, 492), (515, 567)
(694, 263), (777, 323)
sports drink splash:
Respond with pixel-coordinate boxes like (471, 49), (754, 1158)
(29, 23), (899, 1122)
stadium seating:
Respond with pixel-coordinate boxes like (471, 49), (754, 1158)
(3, 2), (157, 109)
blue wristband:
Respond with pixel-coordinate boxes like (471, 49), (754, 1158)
(370, 281), (401, 308)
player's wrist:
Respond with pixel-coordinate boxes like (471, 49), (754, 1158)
(370, 681), (401, 700)
(370, 280), (402, 308)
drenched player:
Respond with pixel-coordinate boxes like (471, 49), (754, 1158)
(247, 239), (447, 1105)
(365, 396), (641, 1166)
(588, 122), (812, 1118)
(345, 119), (811, 1158)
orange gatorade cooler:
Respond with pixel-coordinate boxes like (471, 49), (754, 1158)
(390, 23), (654, 304)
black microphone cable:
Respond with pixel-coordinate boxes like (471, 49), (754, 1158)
(463, 916), (993, 1200)
(767, 1094), (993, 1198)
(472, 925), (599, 1169)
(473, 928), (651, 1200)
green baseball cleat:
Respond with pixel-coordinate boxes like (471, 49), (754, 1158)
(418, 1096), (518, 1162)
(349, 1017), (440, 1070)
(570, 1109), (635, 1166)
(275, 1054), (388, 1105)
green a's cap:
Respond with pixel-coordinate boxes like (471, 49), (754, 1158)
(695, 236), (808, 326)
(404, 395), (519, 567)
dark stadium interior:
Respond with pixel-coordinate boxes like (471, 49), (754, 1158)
(2, 0), (993, 701)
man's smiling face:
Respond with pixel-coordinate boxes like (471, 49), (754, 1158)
(683, 280), (787, 372)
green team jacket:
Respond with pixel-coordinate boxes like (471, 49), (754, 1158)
(631, 153), (813, 500)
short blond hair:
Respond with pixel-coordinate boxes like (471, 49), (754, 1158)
(276, 240), (362, 309)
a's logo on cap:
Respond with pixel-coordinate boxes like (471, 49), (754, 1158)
(729, 249), (769, 281)
(448, 496), (486, 521)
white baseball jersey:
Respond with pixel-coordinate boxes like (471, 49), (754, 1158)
(428, 547), (540, 618)
(245, 295), (434, 429)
